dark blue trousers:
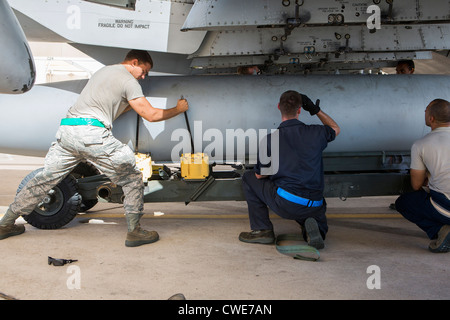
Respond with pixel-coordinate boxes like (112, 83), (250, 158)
(395, 189), (450, 239)
(241, 171), (328, 239)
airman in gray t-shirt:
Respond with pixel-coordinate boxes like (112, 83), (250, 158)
(0, 50), (189, 248)
(66, 64), (144, 129)
(395, 99), (450, 253)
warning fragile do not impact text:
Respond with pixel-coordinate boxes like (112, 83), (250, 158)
(98, 19), (150, 29)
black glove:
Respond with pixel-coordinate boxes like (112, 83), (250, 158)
(301, 94), (321, 116)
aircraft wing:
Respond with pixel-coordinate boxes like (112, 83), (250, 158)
(5, 0), (450, 75)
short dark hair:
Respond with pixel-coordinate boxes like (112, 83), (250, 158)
(428, 99), (450, 123)
(279, 90), (302, 117)
(124, 50), (153, 67)
(397, 60), (415, 70)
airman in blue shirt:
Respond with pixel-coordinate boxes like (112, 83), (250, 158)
(239, 90), (340, 249)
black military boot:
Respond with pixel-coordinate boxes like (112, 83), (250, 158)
(239, 229), (275, 244)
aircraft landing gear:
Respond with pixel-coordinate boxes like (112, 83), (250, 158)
(15, 161), (103, 229)
(16, 168), (81, 230)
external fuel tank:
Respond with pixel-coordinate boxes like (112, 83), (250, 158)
(0, 74), (448, 160)
(115, 74), (449, 161)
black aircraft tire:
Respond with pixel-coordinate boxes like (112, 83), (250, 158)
(17, 168), (81, 230)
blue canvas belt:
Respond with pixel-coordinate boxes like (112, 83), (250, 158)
(277, 187), (323, 207)
(60, 118), (105, 128)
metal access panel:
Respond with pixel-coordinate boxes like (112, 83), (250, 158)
(182, 0), (450, 30)
(191, 24), (450, 57)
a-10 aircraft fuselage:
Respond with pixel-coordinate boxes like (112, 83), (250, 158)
(0, 0), (448, 229)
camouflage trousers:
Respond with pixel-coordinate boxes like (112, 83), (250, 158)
(9, 125), (144, 230)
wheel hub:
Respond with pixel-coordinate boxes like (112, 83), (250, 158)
(36, 188), (64, 216)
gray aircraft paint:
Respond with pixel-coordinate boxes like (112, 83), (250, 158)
(0, 74), (448, 161)
(0, 0), (35, 94)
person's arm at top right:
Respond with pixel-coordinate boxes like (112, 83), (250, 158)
(316, 110), (340, 136)
(409, 143), (428, 191)
(410, 169), (428, 191)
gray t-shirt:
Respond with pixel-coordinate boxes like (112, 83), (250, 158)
(66, 64), (144, 128)
(410, 127), (450, 196)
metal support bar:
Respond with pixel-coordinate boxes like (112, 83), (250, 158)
(76, 152), (413, 205)
(77, 171), (411, 205)
(185, 175), (215, 205)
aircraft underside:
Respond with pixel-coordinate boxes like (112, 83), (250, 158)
(0, 0), (449, 228)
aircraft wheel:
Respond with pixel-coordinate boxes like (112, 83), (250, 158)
(17, 168), (81, 229)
